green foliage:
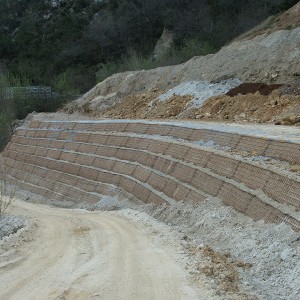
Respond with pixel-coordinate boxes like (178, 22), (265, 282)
(0, 72), (75, 150)
(96, 39), (216, 83)
(0, 0), (298, 93)
(0, 74), (19, 150)
(6, 73), (31, 87)
(0, 73), (37, 119)
(96, 51), (154, 83)
(0, 112), (14, 151)
(175, 39), (217, 62)
(53, 70), (78, 95)
(52, 65), (95, 95)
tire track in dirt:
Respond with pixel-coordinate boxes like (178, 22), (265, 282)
(0, 200), (202, 300)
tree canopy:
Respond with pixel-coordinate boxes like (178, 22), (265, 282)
(0, 0), (298, 92)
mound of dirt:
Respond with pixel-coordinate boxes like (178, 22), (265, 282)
(104, 90), (163, 119)
(186, 91), (300, 125)
(226, 83), (282, 96)
(146, 94), (192, 119)
(92, 80), (241, 119)
(104, 90), (192, 119)
(94, 82), (300, 126)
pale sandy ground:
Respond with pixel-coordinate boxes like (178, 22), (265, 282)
(0, 198), (208, 300)
(2, 194), (300, 300)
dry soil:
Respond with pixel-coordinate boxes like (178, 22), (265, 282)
(0, 198), (204, 300)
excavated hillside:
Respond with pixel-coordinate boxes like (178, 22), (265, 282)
(64, 4), (300, 126)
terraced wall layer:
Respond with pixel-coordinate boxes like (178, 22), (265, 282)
(1, 119), (299, 230)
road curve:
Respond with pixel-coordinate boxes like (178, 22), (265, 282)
(0, 200), (201, 300)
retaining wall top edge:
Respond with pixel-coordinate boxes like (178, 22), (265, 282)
(30, 117), (300, 144)
(10, 128), (300, 181)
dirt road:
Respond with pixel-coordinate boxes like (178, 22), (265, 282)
(0, 200), (202, 300)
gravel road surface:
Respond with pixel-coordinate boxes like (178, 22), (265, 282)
(0, 199), (202, 300)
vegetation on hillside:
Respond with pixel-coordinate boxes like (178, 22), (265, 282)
(0, 73), (71, 150)
(1, 0), (298, 92)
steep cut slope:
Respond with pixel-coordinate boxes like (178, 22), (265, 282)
(64, 25), (300, 115)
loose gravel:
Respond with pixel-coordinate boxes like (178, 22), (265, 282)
(0, 214), (27, 240)
(158, 79), (241, 108)
(140, 199), (300, 300)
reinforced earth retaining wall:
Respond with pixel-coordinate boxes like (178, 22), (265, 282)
(1, 118), (299, 230)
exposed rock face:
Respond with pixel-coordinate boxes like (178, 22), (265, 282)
(153, 28), (174, 60)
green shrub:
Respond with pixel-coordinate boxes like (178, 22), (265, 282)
(175, 39), (216, 62)
(52, 68), (84, 95)
(96, 50), (154, 83)
(95, 39), (217, 83)
(0, 111), (14, 151)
